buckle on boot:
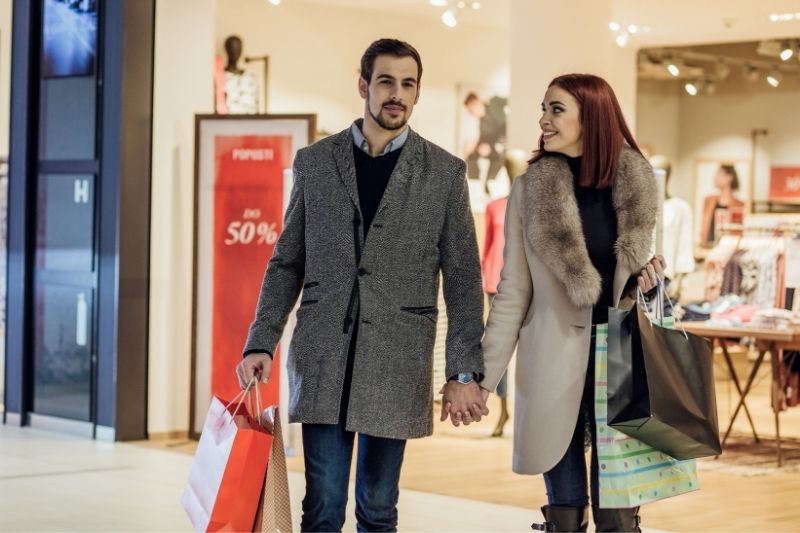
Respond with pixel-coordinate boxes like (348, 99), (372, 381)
(532, 522), (554, 532)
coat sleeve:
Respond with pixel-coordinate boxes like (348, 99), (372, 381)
(242, 149), (308, 356)
(439, 160), (485, 379)
(481, 178), (532, 392)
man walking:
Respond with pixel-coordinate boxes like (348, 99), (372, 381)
(236, 39), (486, 532)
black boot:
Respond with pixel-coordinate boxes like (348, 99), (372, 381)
(591, 505), (642, 533)
(532, 504), (589, 532)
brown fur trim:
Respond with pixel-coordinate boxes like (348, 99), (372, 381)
(520, 147), (657, 308)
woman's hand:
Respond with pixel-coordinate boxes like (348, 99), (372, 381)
(637, 255), (666, 293)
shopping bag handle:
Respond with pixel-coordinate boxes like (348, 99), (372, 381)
(224, 376), (263, 426)
(636, 276), (688, 340)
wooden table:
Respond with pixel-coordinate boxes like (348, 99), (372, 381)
(681, 322), (800, 466)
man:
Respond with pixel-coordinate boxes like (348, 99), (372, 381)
(236, 38), (486, 532)
(463, 92), (508, 189)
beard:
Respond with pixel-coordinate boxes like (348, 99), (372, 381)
(367, 90), (408, 131)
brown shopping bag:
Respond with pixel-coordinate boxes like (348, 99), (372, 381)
(254, 406), (293, 533)
(182, 379), (273, 532)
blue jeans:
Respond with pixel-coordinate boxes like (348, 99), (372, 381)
(300, 422), (406, 532)
(543, 332), (599, 507)
(300, 318), (407, 532)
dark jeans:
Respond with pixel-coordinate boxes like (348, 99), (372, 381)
(300, 318), (407, 533)
(543, 331), (600, 507)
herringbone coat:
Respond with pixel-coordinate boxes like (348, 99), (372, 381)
(244, 126), (484, 439)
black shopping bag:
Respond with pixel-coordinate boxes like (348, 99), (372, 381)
(606, 294), (721, 460)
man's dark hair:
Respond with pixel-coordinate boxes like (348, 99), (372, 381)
(360, 38), (423, 84)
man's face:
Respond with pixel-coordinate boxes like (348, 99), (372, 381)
(359, 55), (420, 131)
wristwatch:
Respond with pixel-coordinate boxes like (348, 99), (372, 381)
(449, 372), (475, 384)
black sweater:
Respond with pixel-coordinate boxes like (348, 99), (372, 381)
(565, 155), (618, 324)
(353, 146), (403, 236)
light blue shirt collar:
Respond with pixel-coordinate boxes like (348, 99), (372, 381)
(351, 119), (409, 156)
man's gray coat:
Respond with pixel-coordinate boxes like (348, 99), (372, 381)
(244, 126), (484, 440)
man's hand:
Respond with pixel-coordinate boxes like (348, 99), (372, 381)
(236, 352), (272, 389)
(439, 381), (489, 427)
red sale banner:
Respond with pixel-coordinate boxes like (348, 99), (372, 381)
(769, 166), (800, 202)
(212, 135), (290, 408)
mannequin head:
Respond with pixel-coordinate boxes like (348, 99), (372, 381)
(224, 35), (244, 73)
(464, 93), (487, 118)
(714, 164), (740, 193)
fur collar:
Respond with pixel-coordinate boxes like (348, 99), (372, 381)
(521, 147), (657, 308)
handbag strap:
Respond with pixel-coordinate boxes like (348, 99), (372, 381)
(637, 276), (688, 340)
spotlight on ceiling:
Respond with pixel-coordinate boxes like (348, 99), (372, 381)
(715, 61), (731, 80)
(667, 59), (681, 77)
(767, 69), (783, 87)
(471, 1), (481, 9)
(442, 8), (458, 28)
(704, 80), (717, 95)
(684, 81), (699, 96)
(780, 42), (794, 61)
(743, 64), (760, 82)
(615, 32), (630, 48)
(609, 21), (621, 32)
(429, 0), (448, 5)
(268, 0), (281, 5)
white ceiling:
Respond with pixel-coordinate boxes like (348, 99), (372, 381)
(297, 0), (800, 45)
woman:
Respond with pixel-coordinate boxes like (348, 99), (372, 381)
(700, 164), (744, 244)
(480, 74), (665, 532)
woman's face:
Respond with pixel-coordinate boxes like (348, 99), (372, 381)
(539, 85), (582, 157)
(714, 168), (733, 190)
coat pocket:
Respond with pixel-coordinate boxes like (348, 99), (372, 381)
(400, 306), (438, 323)
(299, 299), (319, 308)
(303, 281), (319, 289)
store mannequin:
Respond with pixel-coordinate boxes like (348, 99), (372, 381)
(482, 149), (527, 437)
(651, 155), (694, 299)
(220, 35), (259, 114)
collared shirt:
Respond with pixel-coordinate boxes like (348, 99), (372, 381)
(351, 119), (409, 156)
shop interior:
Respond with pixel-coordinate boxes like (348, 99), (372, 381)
(2, 0), (800, 531)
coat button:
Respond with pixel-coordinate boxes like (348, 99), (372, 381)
(358, 267), (369, 276)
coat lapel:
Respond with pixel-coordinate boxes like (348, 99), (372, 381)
(522, 147), (657, 309)
(373, 129), (424, 219)
(331, 128), (361, 212)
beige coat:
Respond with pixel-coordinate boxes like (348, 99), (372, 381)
(482, 147), (657, 475)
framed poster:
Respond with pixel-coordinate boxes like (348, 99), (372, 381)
(456, 84), (510, 211)
(190, 114), (316, 437)
(692, 159), (750, 243)
(769, 166), (800, 203)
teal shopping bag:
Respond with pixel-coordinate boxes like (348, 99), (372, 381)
(595, 323), (700, 508)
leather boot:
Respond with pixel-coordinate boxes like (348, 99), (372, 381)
(491, 397), (510, 437)
(591, 505), (642, 532)
(532, 504), (589, 532)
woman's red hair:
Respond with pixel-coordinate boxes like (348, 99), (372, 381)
(530, 74), (642, 188)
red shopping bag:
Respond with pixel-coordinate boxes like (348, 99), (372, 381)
(182, 384), (273, 532)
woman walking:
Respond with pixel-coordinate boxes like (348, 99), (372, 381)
(480, 74), (665, 532)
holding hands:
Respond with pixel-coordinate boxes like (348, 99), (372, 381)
(439, 378), (490, 427)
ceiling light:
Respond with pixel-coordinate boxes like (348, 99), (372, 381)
(767, 69), (783, 87)
(268, 0), (280, 4)
(429, 0), (448, 5)
(457, 1), (466, 8)
(442, 8), (458, 28)
(715, 61), (730, 80)
(615, 32), (630, 47)
(609, 21), (621, 32)
(471, 1), (481, 9)
(627, 24), (638, 34)
(770, 12), (800, 22)
(704, 80), (717, 95)
(780, 42), (794, 61)
(684, 81), (699, 96)
(744, 64), (760, 82)
(667, 60), (681, 77)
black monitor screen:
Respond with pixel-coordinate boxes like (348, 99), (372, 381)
(42, 0), (98, 78)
